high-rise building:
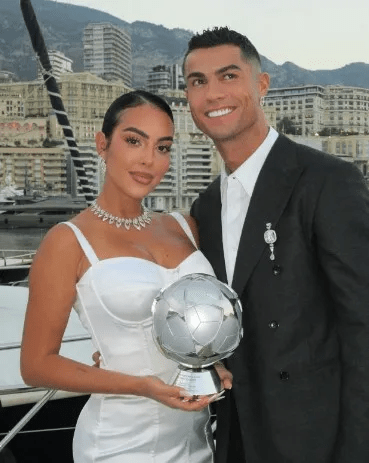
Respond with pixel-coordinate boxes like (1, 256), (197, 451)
(147, 64), (185, 93)
(83, 23), (132, 86)
(37, 50), (73, 81)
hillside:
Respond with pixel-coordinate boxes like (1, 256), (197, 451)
(1, 0), (369, 90)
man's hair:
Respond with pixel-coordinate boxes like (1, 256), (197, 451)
(183, 26), (261, 73)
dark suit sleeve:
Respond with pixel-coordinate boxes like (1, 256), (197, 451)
(190, 197), (199, 222)
(313, 162), (369, 461)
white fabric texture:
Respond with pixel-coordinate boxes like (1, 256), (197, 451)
(63, 218), (215, 463)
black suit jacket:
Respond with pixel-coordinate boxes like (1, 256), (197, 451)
(191, 134), (369, 463)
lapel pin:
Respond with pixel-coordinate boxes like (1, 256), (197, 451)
(264, 223), (277, 261)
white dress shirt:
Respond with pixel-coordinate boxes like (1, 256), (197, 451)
(221, 127), (279, 285)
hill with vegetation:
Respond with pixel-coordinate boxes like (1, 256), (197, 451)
(1, 0), (369, 90)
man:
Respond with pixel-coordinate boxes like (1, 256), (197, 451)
(184, 27), (369, 462)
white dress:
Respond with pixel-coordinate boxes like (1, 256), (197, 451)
(63, 214), (216, 463)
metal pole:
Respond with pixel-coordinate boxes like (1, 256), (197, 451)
(0, 389), (56, 452)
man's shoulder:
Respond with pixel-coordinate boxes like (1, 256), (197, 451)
(190, 176), (221, 218)
(198, 175), (221, 198)
(278, 133), (357, 175)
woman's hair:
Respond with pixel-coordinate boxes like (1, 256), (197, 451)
(102, 90), (174, 143)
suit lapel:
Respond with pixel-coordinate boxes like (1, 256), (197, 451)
(231, 135), (304, 296)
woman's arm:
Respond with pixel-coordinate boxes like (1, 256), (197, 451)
(20, 223), (210, 410)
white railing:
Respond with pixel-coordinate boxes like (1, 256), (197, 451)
(0, 250), (36, 268)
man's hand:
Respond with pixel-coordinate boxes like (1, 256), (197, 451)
(92, 351), (101, 368)
(214, 361), (233, 390)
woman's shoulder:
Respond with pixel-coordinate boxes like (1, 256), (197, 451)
(31, 221), (84, 271)
(42, 221), (80, 247)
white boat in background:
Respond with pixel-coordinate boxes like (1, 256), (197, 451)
(0, 285), (94, 462)
(0, 250), (35, 285)
(0, 182), (23, 209)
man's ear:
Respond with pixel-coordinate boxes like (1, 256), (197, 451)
(259, 72), (270, 97)
(184, 87), (188, 100)
(95, 131), (107, 160)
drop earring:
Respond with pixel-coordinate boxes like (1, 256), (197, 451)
(98, 155), (106, 175)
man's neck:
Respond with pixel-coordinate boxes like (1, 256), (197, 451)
(216, 124), (270, 173)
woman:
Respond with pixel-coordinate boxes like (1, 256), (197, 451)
(21, 90), (231, 462)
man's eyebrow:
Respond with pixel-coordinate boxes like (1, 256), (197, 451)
(186, 71), (205, 81)
(186, 64), (241, 81)
(215, 64), (241, 75)
(122, 127), (173, 142)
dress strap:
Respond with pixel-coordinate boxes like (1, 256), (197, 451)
(62, 222), (99, 265)
(170, 212), (198, 249)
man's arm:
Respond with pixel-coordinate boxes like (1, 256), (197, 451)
(314, 161), (369, 461)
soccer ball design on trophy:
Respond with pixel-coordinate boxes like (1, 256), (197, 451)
(152, 273), (242, 395)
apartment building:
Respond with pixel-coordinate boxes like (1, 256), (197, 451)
(171, 132), (214, 210)
(37, 50), (73, 81)
(0, 72), (131, 140)
(0, 146), (67, 195)
(0, 87), (25, 119)
(265, 85), (326, 135)
(83, 23), (132, 87)
(146, 64), (185, 93)
(265, 85), (369, 135)
(324, 85), (369, 135)
(0, 73), (131, 196)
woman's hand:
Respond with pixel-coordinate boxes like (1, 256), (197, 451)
(91, 352), (231, 407)
(141, 376), (214, 411)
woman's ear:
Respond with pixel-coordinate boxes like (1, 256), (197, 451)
(95, 131), (108, 160)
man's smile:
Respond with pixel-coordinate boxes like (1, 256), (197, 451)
(206, 107), (234, 118)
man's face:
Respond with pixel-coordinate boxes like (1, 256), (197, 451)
(184, 44), (269, 144)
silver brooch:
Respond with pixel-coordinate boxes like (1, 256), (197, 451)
(264, 223), (277, 261)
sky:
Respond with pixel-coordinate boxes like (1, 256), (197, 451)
(56, 0), (369, 70)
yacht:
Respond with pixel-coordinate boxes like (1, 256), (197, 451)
(0, 195), (87, 229)
(0, 285), (93, 462)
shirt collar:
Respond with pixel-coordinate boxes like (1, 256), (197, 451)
(221, 127), (279, 197)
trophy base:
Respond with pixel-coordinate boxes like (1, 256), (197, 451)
(171, 365), (222, 396)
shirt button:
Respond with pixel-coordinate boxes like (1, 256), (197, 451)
(272, 265), (282, 275)
(268, 320), (279, 329)
(280, 371), (290, 381)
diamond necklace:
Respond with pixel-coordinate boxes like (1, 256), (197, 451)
(90, 199), (152, 231)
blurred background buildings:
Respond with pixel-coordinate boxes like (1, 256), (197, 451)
(0, 21), (368, 212)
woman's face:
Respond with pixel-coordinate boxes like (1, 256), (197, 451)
(98, 104), (174, 201)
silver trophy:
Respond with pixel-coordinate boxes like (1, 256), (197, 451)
(152, 273), (242, 396)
